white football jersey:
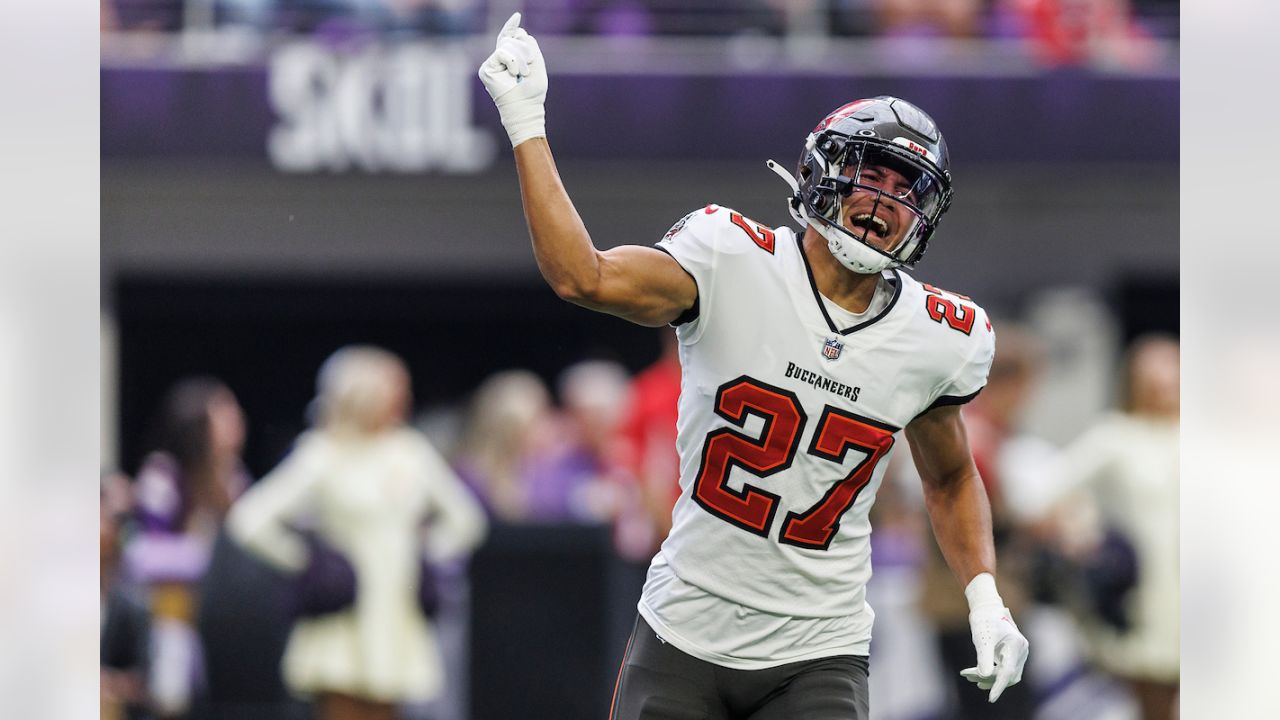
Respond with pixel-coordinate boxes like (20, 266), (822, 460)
(638, 204), (995, 668)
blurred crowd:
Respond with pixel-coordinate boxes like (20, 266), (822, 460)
(101, 322), (1178, 720)
(873, 328), (1179, 720)
(101, 0), (1175, 67)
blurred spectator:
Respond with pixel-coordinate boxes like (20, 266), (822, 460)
(217, 0), (480, 36)
(454, 369), (557, 521)
(992, 0), (1160, 69)
(102, 471), (153, 720)
(102, 0), (120, 32)
(1042, 334), (1179, 719)
(127, 377), (251, 718)
(104, 0), (1179, 43)
(828, 0), (878, 37)
(613, 330), (681, 561)
(871, 0), (983, 37)
(134, 378), (249, 542)
(228, 345), (487, 720)
(520, 359), (634, 523)
(382, 0), (481, 35)
(217, 0), (278, 31)
(515, 0), (783, 37)
(107, 0), (185, 32)
(587, 0), (656, 37)
(636, 0), (782, 36)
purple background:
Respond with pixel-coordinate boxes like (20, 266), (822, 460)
(102, 68), (1178, 163)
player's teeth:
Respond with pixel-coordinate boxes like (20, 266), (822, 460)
(850, 213), (887, 235)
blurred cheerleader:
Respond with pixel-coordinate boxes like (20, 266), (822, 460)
(228, 346), (487, 720)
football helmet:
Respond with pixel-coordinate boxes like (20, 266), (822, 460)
(773, 96), (954, 274)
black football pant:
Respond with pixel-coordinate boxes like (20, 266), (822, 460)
(609, 615), (870, 720)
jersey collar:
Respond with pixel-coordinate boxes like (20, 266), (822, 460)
(796, 233), (903, 336)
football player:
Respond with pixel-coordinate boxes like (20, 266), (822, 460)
(480, 14), (1029, 719)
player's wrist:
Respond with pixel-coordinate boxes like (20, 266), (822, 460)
(964, 572), (1005, 611)
(498, 102), (546, 147)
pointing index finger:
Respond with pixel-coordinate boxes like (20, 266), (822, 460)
(499, 12), (522, 38)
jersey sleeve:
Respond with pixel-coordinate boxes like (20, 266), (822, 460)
(923, 307), (995, 413)
(654, 205), (722, 340)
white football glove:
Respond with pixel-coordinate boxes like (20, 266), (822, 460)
(960, 573), (1030, 703)
(477, 12), (548, 148)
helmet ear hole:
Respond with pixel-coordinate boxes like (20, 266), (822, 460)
(808, 187), (840, 216)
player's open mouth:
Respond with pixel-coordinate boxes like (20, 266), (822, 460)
(849, 212), (891, 240)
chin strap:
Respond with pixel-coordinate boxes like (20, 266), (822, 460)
(766, 160), (809, 229)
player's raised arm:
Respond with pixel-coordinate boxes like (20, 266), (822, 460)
(477, 13), (696, 327)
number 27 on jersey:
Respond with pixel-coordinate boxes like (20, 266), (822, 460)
(692, 376), (897, 551)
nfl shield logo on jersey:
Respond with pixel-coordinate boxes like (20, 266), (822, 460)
(822, 337), (844, 360)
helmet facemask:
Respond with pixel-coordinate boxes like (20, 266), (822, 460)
(798, 131), (951, 275)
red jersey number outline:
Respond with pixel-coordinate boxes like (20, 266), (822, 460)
(692, 376), (898, 550)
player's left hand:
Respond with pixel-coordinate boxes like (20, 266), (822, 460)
(961, 603), (1030, 702)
